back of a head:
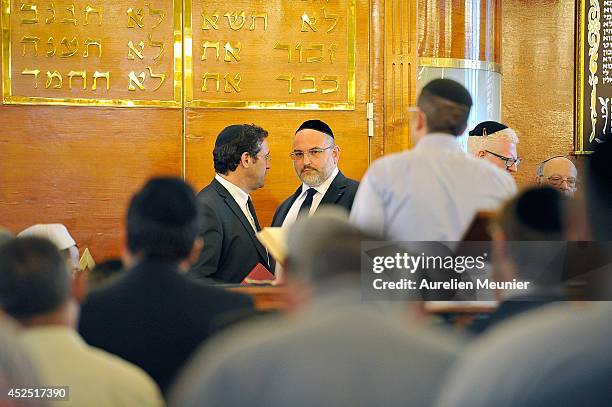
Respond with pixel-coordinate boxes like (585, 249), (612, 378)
(0, 228), (12, 247)
(127, 177), (198, 261)
(585, 141), (612, 240)
(498, 187), (566, 241)
(417, 79), (473, 136)
(286, 207), (373, 286)
(213, 124), (268, 174)
(0, 237), (69, 320)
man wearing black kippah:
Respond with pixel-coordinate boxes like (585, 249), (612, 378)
(467, 120), (521, 175)
(271, 120), (359, 228)
(189, 124), (272, 284)
(351, 79), (516, 241)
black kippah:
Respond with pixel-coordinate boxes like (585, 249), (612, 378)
(215, 125), (244, 148)
(296, 119), (334, 138)
(515, 187), (563, 234)
(421, 79), (472, 107)
(469, 121), (508, 137)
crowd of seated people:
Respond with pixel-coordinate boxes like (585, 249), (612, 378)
(1, 78), (610, 406)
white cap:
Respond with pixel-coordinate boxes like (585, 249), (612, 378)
(17, 224), (76, 251)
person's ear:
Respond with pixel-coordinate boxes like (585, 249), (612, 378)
(72, 271), (88, 303)
(332, 145), (340, 164)
(178, 237), (204, 272)
(477, 150), (486, 158)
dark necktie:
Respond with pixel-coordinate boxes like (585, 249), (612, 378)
(297, 188), (317, 219)
(247, 197), (261, 231)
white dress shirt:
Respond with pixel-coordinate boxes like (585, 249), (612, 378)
(215, 174), (257, 231)
(19, 326), (163, 407)
(350, 133), (516, 241)
(282, 167), (340, 228)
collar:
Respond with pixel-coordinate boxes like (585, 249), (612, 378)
(215, 173), (250, 208)
(414, 133), (463, 152)
(21, 326), (85, 348)
(300, 166), (339, 196)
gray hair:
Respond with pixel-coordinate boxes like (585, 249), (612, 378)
(467, 127), (519, 155)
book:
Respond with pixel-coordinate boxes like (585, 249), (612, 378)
(241, 262), (275, 285)
(79, 248), (96, 272)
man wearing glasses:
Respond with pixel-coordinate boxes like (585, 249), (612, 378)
(535, 156), (578, 197)
(189, 124), (273, 283)
(350, 79), (516, 241)
(467, 121), (521, 174)
(271, 120), (359, 228)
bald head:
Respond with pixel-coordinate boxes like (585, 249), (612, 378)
(536, 156), (578, 196)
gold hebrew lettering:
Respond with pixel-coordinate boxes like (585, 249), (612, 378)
(224, 73), (241, 93)
(224, 42), (241, 62)
(249, 13), (267, 30)
(274, 43), (292, 63)
(45, 71), (62, 88)
(145, 3), (165, 28)
(300, 75), (316, 93)
(202, 41), (220, 61)
(68, 70), (87, 89)
(83, 39), (102, 58)
(84, 5), (102, 26)
(224, 11), (245, 30)
(21, 69), (40, 88)
(328, 43), (337, 64)
(127, 7), (144, 28)
(92, 71), (110, 90)
(307, 44), (323, 63)
(146, 66), (165, 91)
(202, 10), (219, 30)
(62, 4), (77, 25)
(321, 75), (338, 94)
(323, 9), (338, 33)
(60, 37), (78, 57)
(128, 71), (146, 91)
(127, 40), (145, 60)
(45, 2), (55, 24)
(301, 13), (317, 32)
(276, 75), (294, 93)
(295, 43), (304, 63)
(202, 73), (220, 92)
(46, 37), (56, 56)
(148, 34), (164, 60)
(20, 4), (38, 24)
(21, 36), (39, 56)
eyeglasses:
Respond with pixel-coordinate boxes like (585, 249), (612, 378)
(256, 152), (272, 161)
(289, 146), (333, 161)
(485, 150), (521, 169)
(546, 175), (577, 188)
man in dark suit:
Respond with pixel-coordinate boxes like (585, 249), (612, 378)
(190, 124), (272, 283)
(272, 120), (359, 228)
(78, 178), (254, 394)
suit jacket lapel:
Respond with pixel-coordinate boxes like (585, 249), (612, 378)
(212, 180), (269, 267)
(319, 171), (348, 207)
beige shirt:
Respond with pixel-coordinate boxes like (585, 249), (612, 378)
(20, 326), (164, 407)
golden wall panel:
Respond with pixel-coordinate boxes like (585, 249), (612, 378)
(185, 0), (356, 110)
(2, 0), (181, 107)
(502, 0), (575, 187)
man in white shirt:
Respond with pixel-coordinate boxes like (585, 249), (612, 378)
(467, 121), (521, 175)
(350, 79), (516, 241)
(271, 120), (359, 228)
(0, 237), (163, 407)
(189, 124), (273, 283)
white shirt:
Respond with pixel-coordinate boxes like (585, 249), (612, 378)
(282, 167), (340, 228)
(350, 133), (516, 241)
(19, 326), (163, 407)
(215, 174), (257, 231)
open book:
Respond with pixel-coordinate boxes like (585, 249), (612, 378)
(257, 227), (287, 264)
(79, 248), (96, 272)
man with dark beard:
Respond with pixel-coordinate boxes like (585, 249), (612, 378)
(271, 120), (359, 228)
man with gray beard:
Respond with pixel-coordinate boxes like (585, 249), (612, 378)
(271, 120), (359, 228)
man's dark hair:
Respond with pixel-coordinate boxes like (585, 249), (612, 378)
(417, 79), (472, 136)
(213, 124), (268, 174)
(586, 141), (612, 240)
(127, 177), (198, 261)
(0, 237), (70, 319)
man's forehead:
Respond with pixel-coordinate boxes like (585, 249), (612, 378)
(486, 138), (517, 155)
(543, 157), (577, 176)
(293, 129), (329, 146)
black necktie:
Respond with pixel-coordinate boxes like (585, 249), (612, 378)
(247, 197), (261, 231)
(297, 188), (317, 219)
